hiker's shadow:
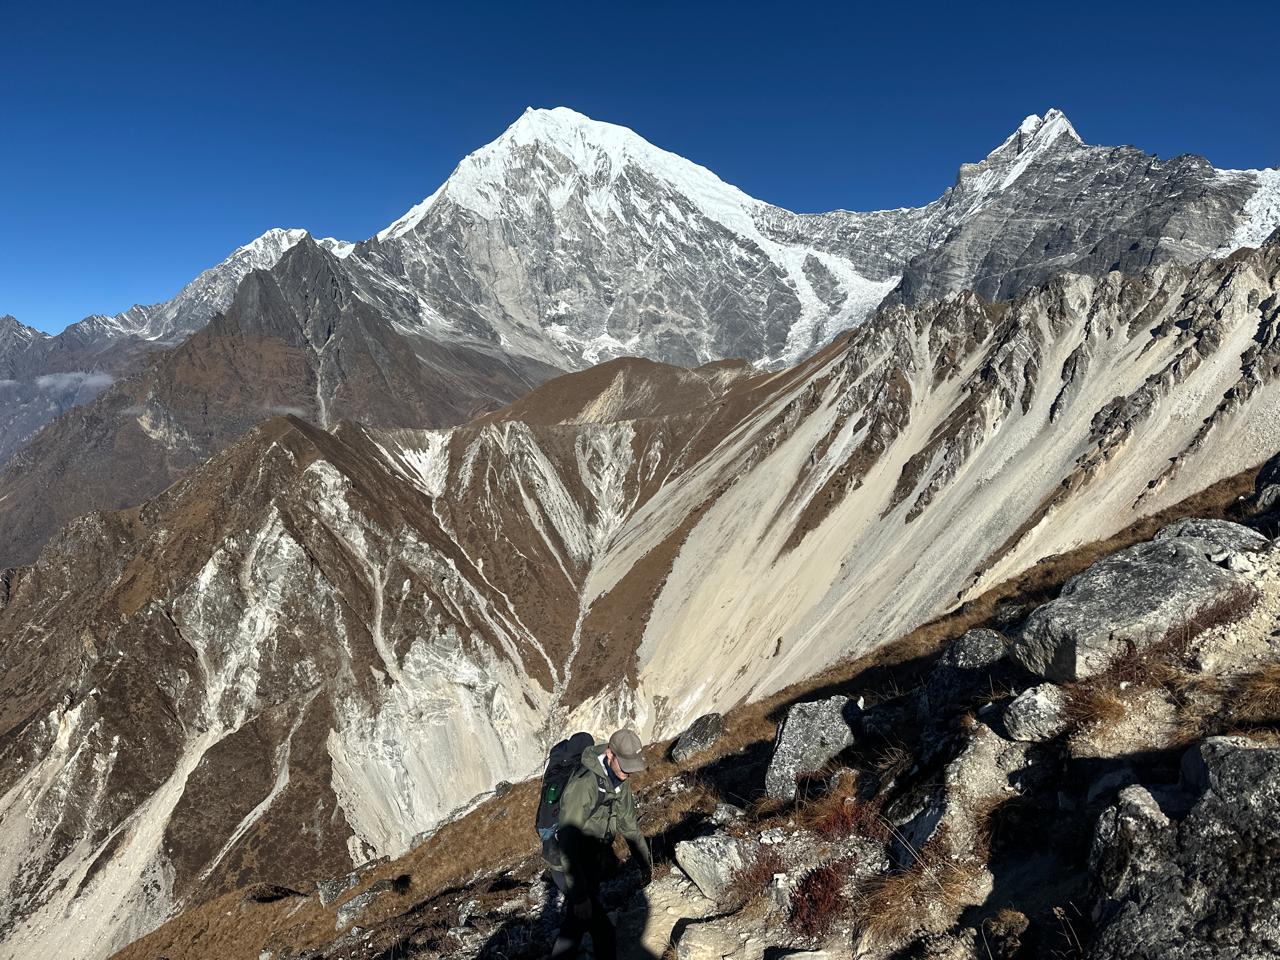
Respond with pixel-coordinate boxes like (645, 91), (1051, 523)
(473, 867), (659, 960)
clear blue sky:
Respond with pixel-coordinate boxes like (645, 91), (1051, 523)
(4, 0), (1278, 333)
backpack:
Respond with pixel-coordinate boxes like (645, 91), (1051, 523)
(535, 730), (597, 842)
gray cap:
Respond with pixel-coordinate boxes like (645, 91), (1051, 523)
(609, 728), (647, 773)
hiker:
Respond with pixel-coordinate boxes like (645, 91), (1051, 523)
(544, 728), (654, 959)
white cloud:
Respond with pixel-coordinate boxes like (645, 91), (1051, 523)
(34, 372), (114, 392)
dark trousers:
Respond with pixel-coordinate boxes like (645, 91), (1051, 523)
(549, 869), (616, 960)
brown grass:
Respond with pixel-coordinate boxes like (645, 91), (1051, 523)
(799, 773), (889, 842)
(723, 846), (787, 909)
(112, 463), (1267, 960)
(1231, 663), (1280, 725)
(854, 851), (980, 950)
(1062, 684), (1128, 730)
(789, 859), (853, 939)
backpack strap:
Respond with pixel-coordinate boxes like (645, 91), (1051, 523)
(557, 767), (615, 833)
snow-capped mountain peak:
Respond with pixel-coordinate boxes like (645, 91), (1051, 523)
(59, 227), (352, 345)
(1012, 108), (1082, 149)
(378, 105), (761, 241)
(953, 107), (1088, 201)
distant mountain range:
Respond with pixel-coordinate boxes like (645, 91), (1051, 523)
(0, 107), (1276, 572)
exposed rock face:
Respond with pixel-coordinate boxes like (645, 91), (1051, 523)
(765, 697), (859, 801)
(1012, 520), (1265, 681)
(671, 713), (726, 763)
(0, 239), (558, 569)
(348, 108), (1278, 375)
(920, 628), (1009, 716)
(885, 112), (1267, 310)
(1002, 683), (1069, 742)
(1089, 738), (1280, 960)
(895, 724), (1028, 864)
(5, 239), (1280, 958)
(335, 879), (394, 931)
(5, 108), (1276, 477)
(674, 834), (759, 903)
(0, 230), (343, 468)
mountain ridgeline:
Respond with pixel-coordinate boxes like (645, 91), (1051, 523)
(2, 213), (1279, 958)
(0, 108), (1277, 569)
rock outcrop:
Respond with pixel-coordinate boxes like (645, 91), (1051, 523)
(674, 834), (759, 903)
(1089, 738), (1280, 960)
(671, 714), (726, 763)
(765, 696), (859, 800)
(1002, 683), (1069, 742)
(1012, 520), (1266, 681)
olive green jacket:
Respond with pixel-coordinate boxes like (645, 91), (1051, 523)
(555, 744), (652, 898)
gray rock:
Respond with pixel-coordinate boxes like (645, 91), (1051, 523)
(765, 695), (859, 800)
(1011, 527), (1257, 681)
(897, 724), (1028, 863)
(1088, 738), (1280, 959)
(317, 871), (360, 907)
(1085, 766), (1138, 807)
(920, 629), (1009, 718)
(674, 833), (759, 903)
(1257, 484), (1280, 514)
(918, 928), (981, 959)
(1153, 517), (1268, 556)
(671, 713), (726, 763)
(944, 628), (1010, 671)
(1255, 451), (1280, 497)
(710, 802), (745, 825)
(335, 879), (392, 930)
(316, 856), (389, 906)
(1002, 683), (1068, 742)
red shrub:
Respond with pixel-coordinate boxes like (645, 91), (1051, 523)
(789, 859), (851, 938)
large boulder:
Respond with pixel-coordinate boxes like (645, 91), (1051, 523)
(1011, 521), (1262, 682)
(1153, 517), (1268, 555)
(1088, 737), (1280, 959)
(765, 695), (859, 801)
(674, 833), (760, 903)
(1002, 683), (1068, 742)
(920, 628), (1009, 718)
(671, 713), (726, 763)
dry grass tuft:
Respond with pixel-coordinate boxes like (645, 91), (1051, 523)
(799, 775), (889, 842)
(1062, 683), (1127, 730)
(970, 793), (1017, 863)
(870, 742), (914, 782)
(723, 846), (786, 909)
(640, 773), (721, 839)
(854, 853), (979, 949)
(789, 859), (853, 939)
(1063, 583), (1263, 742)
(1231, 663), (1280, 725)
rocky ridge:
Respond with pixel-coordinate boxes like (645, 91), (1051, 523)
(4, 236), (1280, 958)
(3, 108), (1276, 475)
(0, 237), (558, 570)
(111, 500), (1280, 960)
(0, 229), (346, 467)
